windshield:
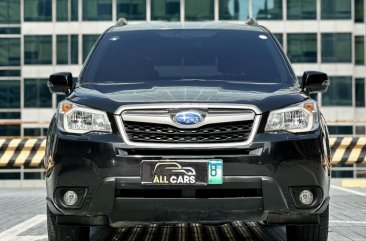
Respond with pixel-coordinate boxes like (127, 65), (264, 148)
(82, 29), (294, 84)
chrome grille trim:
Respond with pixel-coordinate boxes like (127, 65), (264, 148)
(122, 110), (255, 129)
(114, 104), (262, 148)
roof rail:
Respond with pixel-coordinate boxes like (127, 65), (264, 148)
(116, 18), (128, 27)
(245, 18), (258, 26)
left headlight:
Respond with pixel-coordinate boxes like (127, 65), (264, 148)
(57, 100), (112, 134)
(265, 99), (319, 133)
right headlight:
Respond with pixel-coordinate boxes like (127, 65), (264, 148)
(265, 99), (319, 133)
(57, 100), (112, 134)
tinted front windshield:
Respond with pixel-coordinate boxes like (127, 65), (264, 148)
(82, 29), (294, 84)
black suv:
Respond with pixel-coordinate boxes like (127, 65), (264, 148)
(46, 21), (331, 241)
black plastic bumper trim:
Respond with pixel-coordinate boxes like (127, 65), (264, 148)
(56, 215), (109, 226)
(266, 213), (320, 225)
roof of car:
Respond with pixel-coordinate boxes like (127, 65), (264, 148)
(109, 21), (266, 33)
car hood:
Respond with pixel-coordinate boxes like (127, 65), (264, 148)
(68, 82), (307, 114)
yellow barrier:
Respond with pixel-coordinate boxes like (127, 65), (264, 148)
(342, 179), (366, 188)
(330, 137), (366, 165)
(0, 137), (365, 167)
(0, 139), (46, 167)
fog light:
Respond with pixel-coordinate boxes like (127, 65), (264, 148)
(299, 190), (314, 205)
(63, 190), (78, 206)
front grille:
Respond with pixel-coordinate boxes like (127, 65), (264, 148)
(123, 120), (253, 143)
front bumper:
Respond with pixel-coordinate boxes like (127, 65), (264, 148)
(45, 129), (331, 226)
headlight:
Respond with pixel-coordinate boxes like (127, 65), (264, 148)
(57, 100), (112, 134)
(265, 100), (319, 133)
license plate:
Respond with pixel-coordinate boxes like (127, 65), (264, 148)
(141, 160), (223, 185)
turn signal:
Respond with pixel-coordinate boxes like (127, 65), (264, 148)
(61, 102), (73, 113)
(303, 102), (315, 112)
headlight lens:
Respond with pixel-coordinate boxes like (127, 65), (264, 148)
(57, 100), (112, 134)
(265, 100), (319, 133)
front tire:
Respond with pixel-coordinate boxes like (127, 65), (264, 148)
(47, 206), (90, 241)
(286, 206), (329, 241)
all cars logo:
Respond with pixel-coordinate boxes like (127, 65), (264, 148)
(152, 162), (196, 184)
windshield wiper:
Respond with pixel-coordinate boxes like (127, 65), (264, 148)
(88, 81), (147, 85)
(171, 79), (250, 84)
(172, 78), (209, 82)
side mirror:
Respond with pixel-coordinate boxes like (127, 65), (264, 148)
(302, 71), (330, 94)
(48, 72), (73, 95)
